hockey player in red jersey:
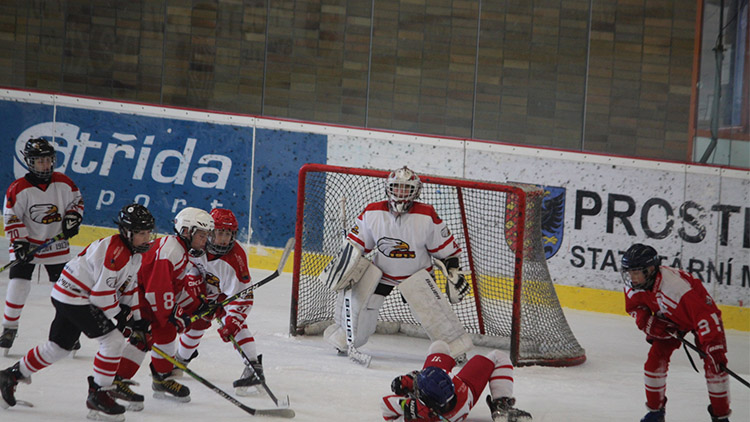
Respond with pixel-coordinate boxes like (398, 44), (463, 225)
(173, 208), (266, 396)
(323, 166), (473, 364)
(114, 207), (214, 407)
(1, 138), (84, 352)
(0, 203), (154, 421)
(381, 340), (531, 422)
(621, 243), (731, 422)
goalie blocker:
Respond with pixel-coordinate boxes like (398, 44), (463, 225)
(324, 266), (472, 360)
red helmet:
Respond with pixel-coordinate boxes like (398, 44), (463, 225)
(208, 208), (238, 255)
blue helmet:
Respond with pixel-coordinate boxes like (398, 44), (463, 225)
(415, 366), (455, 414)
(621, 243), (659, 290)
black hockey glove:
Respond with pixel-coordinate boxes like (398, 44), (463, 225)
(391, 370), (418, 395)
(62, 211), (83, 239)
(114, 304), (132, 334)
(169, 312), (191, 333)
(12, 239), (32, 264)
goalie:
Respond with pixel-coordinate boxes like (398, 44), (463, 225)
(321, 166), (473, 361)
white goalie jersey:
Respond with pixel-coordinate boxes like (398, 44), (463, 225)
(346, 200), (461, 286)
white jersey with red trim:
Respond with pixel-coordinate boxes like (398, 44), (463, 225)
(51, 235), (141, 320)
(207, 243), (253, 324)
(3, 172), (84, 264)
(347, 201), (461, 286)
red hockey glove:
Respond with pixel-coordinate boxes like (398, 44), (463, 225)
(401, 397), (432, 421)
(703, 343), (727, 373)
(391, 371), (418, 395)
(218, 316), (243, 342)
(642, 315), (678, 340)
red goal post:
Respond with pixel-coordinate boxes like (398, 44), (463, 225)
(290, 163), (585, 367)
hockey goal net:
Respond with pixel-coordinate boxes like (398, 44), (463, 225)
(290, 163), (585, 367)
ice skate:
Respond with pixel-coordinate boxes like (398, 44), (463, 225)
(486, 395), (532, 422)
(640, 407), (665, 422)
(233, 356), (264, 396)
(708, 405), (730, 422)
(110, 375), (144, 411)
(150, 363), (190, 402)
(85, 376), (125, 421)
(0, 362), (24, 409)
(172, 350), (198, 378)
(0, 328), (17, 356)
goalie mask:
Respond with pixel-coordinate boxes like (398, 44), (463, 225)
(621, 243), (659, 290)
(22, 138), (56, 181)
(208, 208), (238, 256)
(174, 207), (214, 257)
(385, 166), (421, 215)
(415, 366), (456, 414)
(117, 203), (156, 254)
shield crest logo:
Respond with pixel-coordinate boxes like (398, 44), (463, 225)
(504, 184), (566, 260)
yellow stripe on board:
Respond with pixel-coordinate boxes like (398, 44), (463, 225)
(3, 225), (746, 331)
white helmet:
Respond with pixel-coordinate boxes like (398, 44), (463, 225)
(174, 207), (214, 256)
(385, 166), (421, 215)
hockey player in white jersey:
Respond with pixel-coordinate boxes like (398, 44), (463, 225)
(322, 166), (473, 363)
(172, 208), (266, 395)
(1, 138), (84, 352)
(0, 203), (154, 421)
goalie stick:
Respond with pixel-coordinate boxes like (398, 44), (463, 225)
(189, 237), (295, 324)
(672, 333), (750, 389)
(217, 318), (291, 407)
(150, 345), (296, 418)
(0, 233), (67, 274)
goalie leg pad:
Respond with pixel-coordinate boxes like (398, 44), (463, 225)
(328, 263), (383, 348)
(318, 239), (371, 291)
(398, 269), (473, 358)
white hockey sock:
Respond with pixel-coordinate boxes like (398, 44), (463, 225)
(92, 329), (126, 387)
(20, 340), (69, 377)
(486, 349), (515, 399)
(234, 329), (258, 362)
(2, 278), (31, 327)
(177, 328), (205, 360)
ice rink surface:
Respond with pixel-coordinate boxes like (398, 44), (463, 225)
(0, 250), (747, 422)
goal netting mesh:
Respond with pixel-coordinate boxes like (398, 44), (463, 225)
(290, 164), (585, 366)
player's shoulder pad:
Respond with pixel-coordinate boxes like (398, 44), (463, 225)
(50, 172), (79, 189)
(364, 201), (390, 212)
(410, 202), (441, 223)
(224, 243), (251, 283)
(104, 235), (133, 271)
(5, 177), (34, 203)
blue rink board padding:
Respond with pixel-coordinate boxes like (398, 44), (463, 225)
(0, 99), (327, 247)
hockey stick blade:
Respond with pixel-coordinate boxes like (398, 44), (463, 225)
(151, 345), (295, 417)
(190, 238), (295, 323)
(0, 233), (66, 274)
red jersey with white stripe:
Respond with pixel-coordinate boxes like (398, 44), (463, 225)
(137, 235), (196, 329)
(51, 235), (141, 319)
(347, 201), (462, 286)
(3, 172), (84, 264)
(624, 266), (726, 348)
(381, 353), (474, 422)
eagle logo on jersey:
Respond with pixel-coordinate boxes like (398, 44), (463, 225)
(105, 276), (118, 289)
(29, 204), (62, 225)
(206, 272), (220, 287)
(376, 237), (415, 259)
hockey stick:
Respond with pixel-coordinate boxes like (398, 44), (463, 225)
(672, 333), (750, 389)
(0, 233), (66, 274)
(150, 345), (296, 418)
(188, 237), (295, 324)
(217, 319), (290, 408)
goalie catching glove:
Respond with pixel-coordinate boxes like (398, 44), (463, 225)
(440, 257), (470, 304)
